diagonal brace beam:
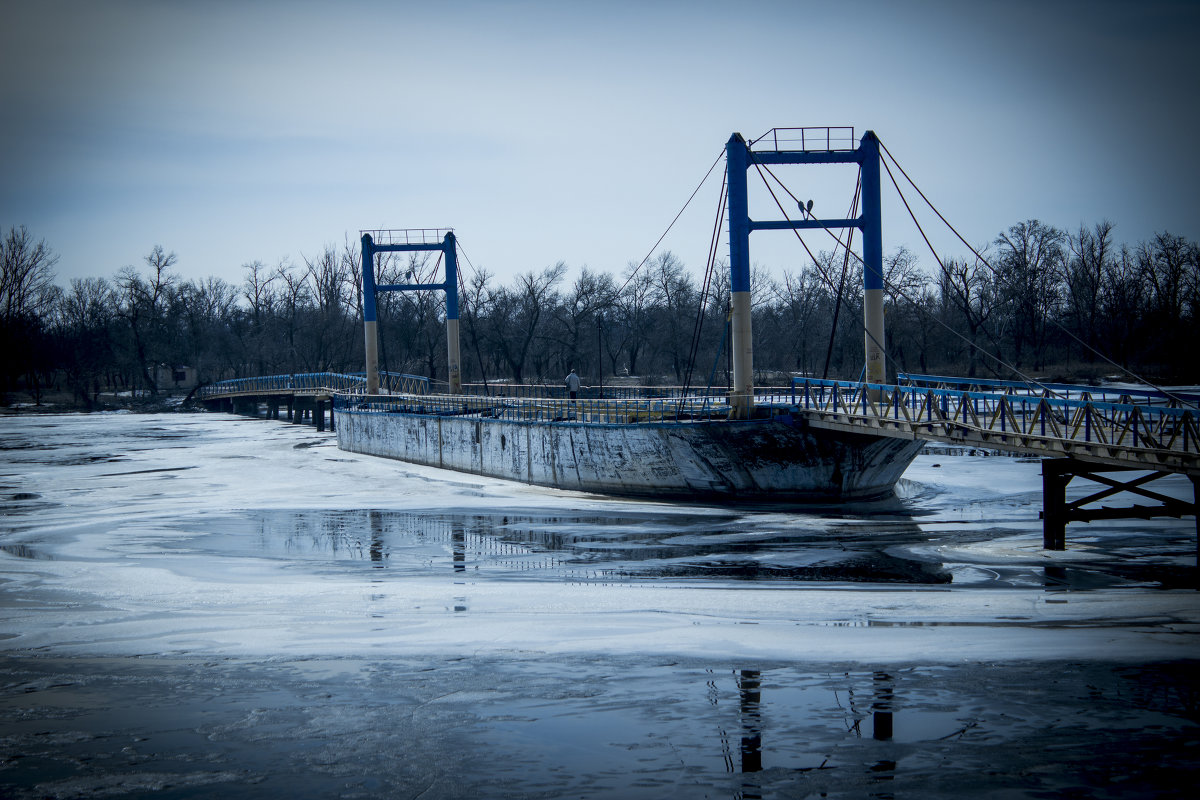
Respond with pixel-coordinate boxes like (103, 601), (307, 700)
(1065, 470), (1178, 511)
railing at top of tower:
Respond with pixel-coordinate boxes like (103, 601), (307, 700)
(749, 127), (857, 153)
(360, 228), (453, 246)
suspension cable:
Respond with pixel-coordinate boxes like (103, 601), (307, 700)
(876, 154), (1051, 390)
(823, 173), (861, 379)
(617, 148), (725, 296)
(750, 162), (841, 292)
(877, 138), (1195, 406)
(753, 161), (885, 379)
(756, 159), (864, 379)
(680, 169), (728, 403)
(451, 239), (492, 393)
(753, 154), (1035, 386)
(759, 162), (862, 272)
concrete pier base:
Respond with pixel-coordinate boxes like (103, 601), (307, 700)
(335, 408), (922, 502)
(1040, 458), (1199, 565)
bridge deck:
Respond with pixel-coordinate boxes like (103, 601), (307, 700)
(198, 373), (1200, 477)
(792, 378), (1199, 476)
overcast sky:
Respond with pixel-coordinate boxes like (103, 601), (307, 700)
(2, 0), (1197, 290)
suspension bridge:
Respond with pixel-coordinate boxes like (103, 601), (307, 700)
(199, 369), (1200, 560)
(198, 126), (1199, 563)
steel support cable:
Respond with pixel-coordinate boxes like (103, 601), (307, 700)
(689, 172), (727, 369)
(756, 159), (921, 386)
(758, 162), (863, 272)
(877, 154), (1048, 391)
(750, 159), (863, 379)
(370, 250), (396, 380)
(750, 162), (842, 292)
(684, 187), (726, 399)
(678, 229), (723, 411)
(617, 148), (726, 296)
(749, 161), (928, 382)
(823, 174), (862, 380)
(877, 138), (1196, 408)
(453, 238), (481, 281)
(702, 306), (732, 402)
(429, 249), (444, 286)
(756, 159), (1006, 384)
(753, 161), (898, 379)
(451, 239), (492, 394)
(680, 169), (728, 406)
(757, 150), (1057, 389)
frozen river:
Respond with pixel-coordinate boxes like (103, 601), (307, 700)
(1, 412), (1198, 798)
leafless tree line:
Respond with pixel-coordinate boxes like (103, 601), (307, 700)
(2, 219), (1197, 408)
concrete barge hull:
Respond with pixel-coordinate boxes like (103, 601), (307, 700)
(334, 409), (923, 501)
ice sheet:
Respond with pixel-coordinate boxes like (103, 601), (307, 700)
(2, 412), (1198, 664)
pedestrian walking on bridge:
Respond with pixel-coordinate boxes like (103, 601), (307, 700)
(565, 368), (581, 401)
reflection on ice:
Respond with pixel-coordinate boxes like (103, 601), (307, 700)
(164, 501), (1190, 589)
(173, 508), (954, 585)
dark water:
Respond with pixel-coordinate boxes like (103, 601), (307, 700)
(1, 654), (1196, 799)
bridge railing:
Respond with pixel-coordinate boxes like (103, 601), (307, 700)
(377, 372), (432, 395)
(199, 372), (429, 399)
(458, 383), (794, 403)
(898, 372), (1200, 408)
(335, 390), (738, 424)
(751, 127), (856, 152)
(793, 377), (1200, 455)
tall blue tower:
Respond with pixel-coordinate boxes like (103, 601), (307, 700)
(360, 229), (461, 394)
(725, 128), (884, 418)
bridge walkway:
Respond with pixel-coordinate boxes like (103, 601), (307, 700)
(199, 372), (1199, 563)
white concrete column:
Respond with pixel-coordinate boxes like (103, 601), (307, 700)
(364, 319), (379, 394)
(863, 288), (885, 385)
(730, 290), (754, 419)
(447, 317), (462, 394)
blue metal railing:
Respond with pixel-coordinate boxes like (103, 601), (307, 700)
(898, 372), (1200, 408)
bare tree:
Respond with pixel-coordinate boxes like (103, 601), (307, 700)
(1063, 222), (1114, 356)
(1136, 231), (1199, 371)
(241, 260), (278, 374)
(490, 263), (565, 384)
(302, 244), (358, 371)
(272, 259), (309, 372)
(115, 245), (179, 395)
(615, 264), (654, 378)
(994, 220), (1066, 369)
(54, 277), (115, 407)
(1, 225), (59, 321)
(938, 255), (999, 377)
(552, 267), (616, 380)
(0, 225), (59, 400)
(646, 252), (695, 382)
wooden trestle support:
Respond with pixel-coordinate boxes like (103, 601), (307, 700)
(1040, 458), (1200, 566)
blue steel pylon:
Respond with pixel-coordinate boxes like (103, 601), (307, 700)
(725, 129), (884, 418)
